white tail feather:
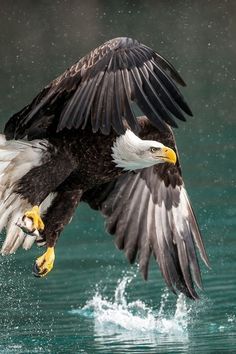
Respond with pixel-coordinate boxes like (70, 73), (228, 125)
(0, 134), (49, 254)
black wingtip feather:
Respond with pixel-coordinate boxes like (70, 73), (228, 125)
(153, 52), (187, 87)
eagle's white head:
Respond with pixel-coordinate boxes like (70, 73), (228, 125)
(112, 129), (176, 171)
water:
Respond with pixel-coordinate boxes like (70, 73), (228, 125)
(0, 1), (236, 353)
(70, 275), (193, 351)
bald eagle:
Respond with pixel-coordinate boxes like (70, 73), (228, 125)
(0, 37), (209, 299)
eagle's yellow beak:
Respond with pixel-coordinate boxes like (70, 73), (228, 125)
(161, 146), (177, 164)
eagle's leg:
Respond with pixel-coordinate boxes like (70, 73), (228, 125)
(33, 189), (83, 277)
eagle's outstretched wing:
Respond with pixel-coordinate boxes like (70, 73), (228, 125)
(82, 120), (209, 299)
(5, 37), (192, 139)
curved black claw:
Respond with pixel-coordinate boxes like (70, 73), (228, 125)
(32, 262), (41, 278)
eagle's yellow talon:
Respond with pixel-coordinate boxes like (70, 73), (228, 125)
(33, 247), (55, 277)
(24, 205), (45, 231)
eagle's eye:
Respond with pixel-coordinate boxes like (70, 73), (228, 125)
(150, 147), (160, 153)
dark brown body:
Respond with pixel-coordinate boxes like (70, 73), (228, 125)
(17, 127), (122, 203)
(15, 118), (179, 248)
(15, 127), (124, 248)
(17, 118), (178, 202)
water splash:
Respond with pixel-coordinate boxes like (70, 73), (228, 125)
(70, 272), (199, 345)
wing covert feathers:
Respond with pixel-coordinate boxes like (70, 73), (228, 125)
(4, 37), (192, 139)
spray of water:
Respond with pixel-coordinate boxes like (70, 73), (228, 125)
(70, 272), (199, 344)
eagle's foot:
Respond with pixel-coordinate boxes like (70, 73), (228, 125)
(33, 247), (55, 277)
(18, 205), (44, 236)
